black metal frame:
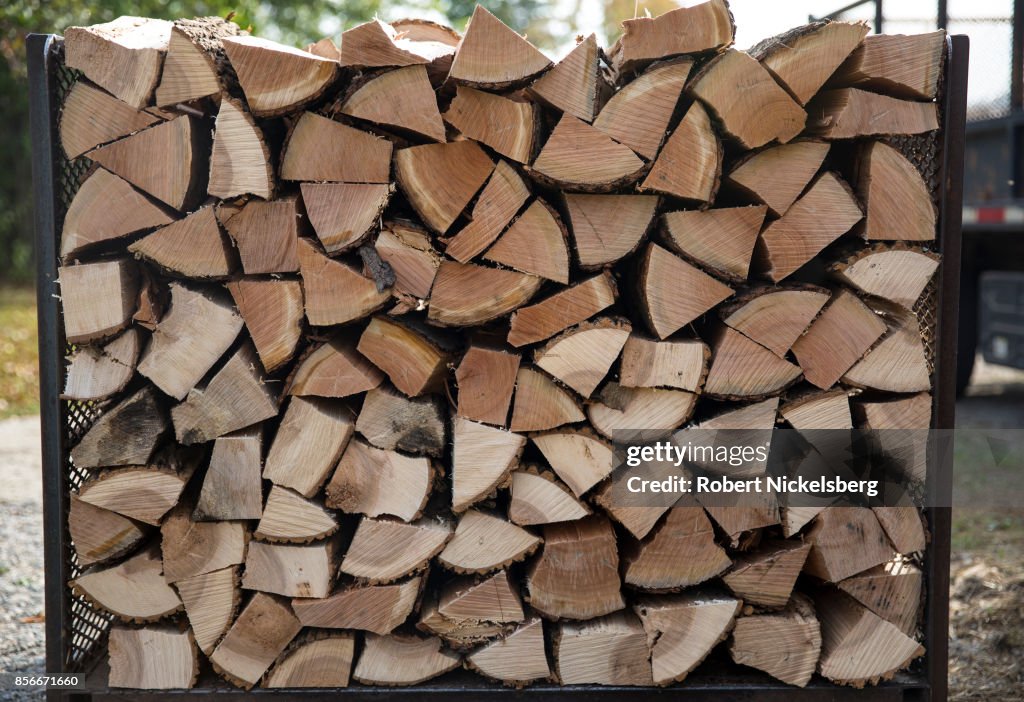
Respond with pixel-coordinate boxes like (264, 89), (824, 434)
(28, 31), (970, 702)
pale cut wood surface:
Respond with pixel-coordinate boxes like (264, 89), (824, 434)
(281, 112), (392, 183)
(439, 510), (540, 573)
(838, 559), (922, 635)
(70, 385), (167, 468)
(448, 5), (551, 89)
(69, 495), (149, 567)
(662, 206), (766, 281)
(65, 17), (171, 107)
(175, 566), (239, 656)
(288, 337), (383, 399)
(720, 286), (830, 357)
(507, 272), (617, 347)
(343, 65), (446, 142)
(263, 396), (353, 498)
(564, 193), (658, 269)
(108, 624), (198, 689)
(587, 383), (696, 440)
(829, 31), (945, 99)
(804, 507), (894, 583)
(194, 428), (263, 521)
(60, 81), (160, 159)
(526, 34), (604, 122)
(222, 35), (337, 116)
(640, 101), (721, 203)
(445, 86), (536, 162)
(355, 384), (446, 456)
(226, 279), (303, 373)
(264, 633), (355, 688)
(325, 438), (432, 521)
(255, 485), (338, 543)
(62, 328), (141, 401)
(556, 612), (653, 686)
(129, 206), (234, 279)
(703, 325), (802, 399)
(791, 290), (887, 390)
(339, 19), (436, 68)
(805, 88), (938, 138)
(353, 634), (461, 686)
(439, 570), (524, 623)
(292, 577), (421, 633)
(833, 245), (939, 308)
(77, 460), (194, 526)
(219, 197), (300, 274)
(161, 502), (246, 583)
(297, 239), (391, 327)
(395, 141), (495, 234)
(730, 594), (821, 687)
(509, 367), (585, 432)
(59, 259), (140, 344)
(210, 592), (302, 689)
(156, 18), (241, 106)
(722, 541), (812, 608)
(468, 618), (550, 685)
(531, 431), (615, 497)
(72, 545), (181, 622)
(452, 418), (524, 512)
(624, 505), (731, 590)
(455, 347), (520, 426)
(609, 0), (734, 74)
(619, 336), (708, 392)
(531, 115), (645, 191)
(843, 309), (931, 393)
(302, 182), (392, 254)
(376, 220), (441, 299)
(242, 539), (338, 598)
(858, 141), (936, 241)
(726, 140), (830, 216)
(484, 199), (570, 284)
(444, 160), (530, 263)
(340, 517), (452, 583)
(208, 98), (274, 199)
(533, 318), (630, 397)
(427, 261), (542, 327)
(357, 316), (450, 396)
(508, 468), (590, 526)
(638, 243), (733, 339)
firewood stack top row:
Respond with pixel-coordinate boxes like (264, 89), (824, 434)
(57, 0), (943, 691)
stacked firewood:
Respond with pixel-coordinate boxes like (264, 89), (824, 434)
(57, 1), (944, 690)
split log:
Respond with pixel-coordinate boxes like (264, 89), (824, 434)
(526, 515), (622, 619)
(587, 383), (696, 439)
(194, 428), (263, 521)
(72, 545), (182, 622)
(86, 116), (206, 210)
(533, 318), (631, 396)
(418, 596), (507, 647)
(265, 633), (355, 688)
(508, 468), (590, 526)
(838, 559), (922, 635)
(219, 197), (300, 274)
(816, 591), (923, 687)
(722, 540), (812, 608)
(427, 262), (542, 326)
(832, 245), (939, 308)
(155, 17), (241, 106)
(297, 239), (391, 326)
(302, 182), (392, 254)
(699, 489), (781, 548)
(60, 170), (173, 261)
(526, 34), (605, 122)
(353, 634), (461, 686)
(222, 35), (337, 116)
(132, 269), (164, 331)
(342, 65), (445, 142)
(531, 430), (615, 497)
(108, 624), (198, 689)
(395, 141), (495, 234)
(720, 286), (830, 357)
(175, 566), (239, 656)
(843, 308), (931, 393)
(210, 592), (302, 689)
(638, 243), (733, 339)
(509, 367), (585, 432)
(69, 495), (149, 567)
(507, 272), (617, 347)
(530, 115), (645, 191)
(729, 594), (821, 687)
(62, 328), (142, 401)
(749, 21), (869, 105)
(281, 112), (392, 183)
(455, 347), (520, 425)
(439, 570), (524, 626)
(339, 18), (445, 68)
(357, 316), (451, 396)
(340, 517), (452, 583)
(76, 447), (198, 525)
(703, 325), (802, 399)
(593, 58), (692, 159)
(444, 161), (530, 263)
(71, 386), (167, 468)
(242, 539), (339, 598)
(804, 507), (894, 583)
(292, 576), (421, 633)
(608, 0), (734, 75)
(484, 199), (570, 283)
(439, 511), (541, 573)
(872, 506), (927, 555)
(689, 49), (805, 149)
(639, 101), (721, 203)
(452, 419), (524, 512)
(857, 141), (936, 241)
(65, 17), (172, 108)
(726, 140), (830, 216)
(791, 289), (887, 390)
(355, 384), (446, 455)
(137, 282), (242, 400)
(805, 89), (938, 138)
(256, 486), (337, 543)
(60, 81), (161, 159)
(129, 206), (235, 279)
(829, 31), (946, 99)
(468, 618), (550, 686)
(208, 98), (274, 199)
(564, 193), (657, 269)
(447, 5), (551, 89)
(555, 612), (653, 686)
(623, 504), (731, 590)
(326, 438), (432, 521)
(853, 392), (931, 483)
(263, 396), (353, 498)
(161, 502), (246, 583)
(288, 337), (383, 399)
(444, 86), (537, 162)
(619, 336), (708, 391)
(225, 278), (303, 372)
(635, 592), (741, 685)
(171, 342), (279, 445)
(756, 171), (863, 282)
(375, 220), (441, 299)
(661, 206), (766, 282)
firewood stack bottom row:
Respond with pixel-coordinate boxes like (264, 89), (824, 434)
(57, 1), (943, 691)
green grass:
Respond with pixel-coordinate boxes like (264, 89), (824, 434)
(0, 286), (38, 419)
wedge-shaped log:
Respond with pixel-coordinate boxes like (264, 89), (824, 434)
(531, 115), (645, 192)
(297, 239), (390, 327)
(193, 428), (263, 521)
(445, 86), (536, 162)
(509, 367), (585, 432)
(690, 49), (805, 149)
(661, 206), (767, 282)
(341, 517), (452, 583)
(805, 507), (894, 583)
(302, 182), (392, 254)
(175, 566), (239, 656)
(428, 262), (542, 327)
(292, 576), (421, 633)
(730, 593), (821, 687)
(564, 193), (657, 269)
(720, 285), (830, 357)
(358, 316), (451, 396)
(556, 612), (653, 686)
(265, 633), (355, 688)
(608, 0), (733, 75)
(829, 31), (946, 99)
(509, 468), (590, 526)
(805, 89), (938, 138)
(439, 570), (524, 626)
(129, 206), (234, 279)
(440, 511), (540, 574)
(872, 506), (927, 555)
(448, 5), (551, 89)
(326, 438), (431, 521)
(858, 141), (936, 241)
(342, 65), (445, 142)
(339, 18), (444, 68)
(62, 328), (142, 401)
(108, 624), (198, 689)
(72, 545), (181, 622)
(289, 336), (384, 399)
(726, 140), (830, 216)
(76, 447), (198, 525)
(208, 98), (274, 199)
(791, 290), (887, 390)
(395, 141), (495, 234)
(532, 431), (615, 497)
(155, 17), (242, 106)
(839, 559), (922, 635)
(256, 486), (338, 543)
(484, 199), (570, 283)
(71, 386), (167, 469)
(833, 245), (939, 308)
(587, 383), (696, 440)
(59, 259), (140, 344)
(534, 318), (630, 396)
(222, 35), (337, 116)
(418, 596), (508, 647)
(508, 272), (617, 347)
(65, 17), (171, 108)
(282, 112), (392, 183)
(452, 419), (524, 512)
(619, 336), (708, 392)
(354, 634), (461, 686)
(624, 504), (731, 590)
(704, 325), (803, 399)
(636, 592), (741, 685)
(356, 384), (446, 455)
(843, 308), (931, 393)
(220, 197), (300, 274)
(527, 515), (622, 619)
(723, 540), (812, 608)
(263, 396), (353, 497)
(468, 618), (550, 686)
(69, 495), (149, 567)
(242, 539), (339, 598)
(638, 244), (733, 339)
(210, 592), (302, 689)
(445, 161), (530, 263)
(388, 19), (460, 84)
(162, 502), (246, 583)
(60, 81), (161, 159)
(527, 34), (605, 122)
(640, 101), (721, 203)
(225, 279), (303, 373)
(455, 347), (520, 425)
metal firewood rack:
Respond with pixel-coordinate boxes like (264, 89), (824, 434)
(27, 31), (969, 702)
